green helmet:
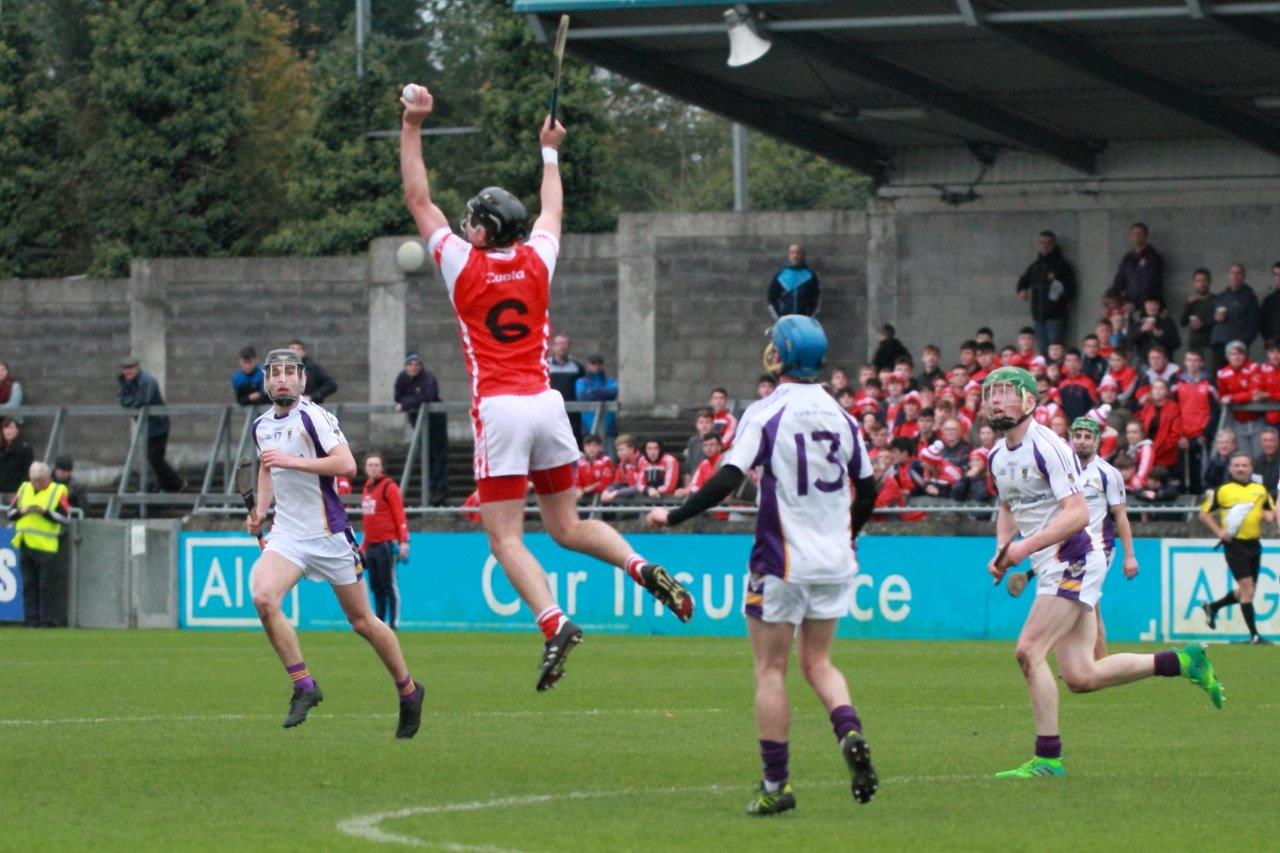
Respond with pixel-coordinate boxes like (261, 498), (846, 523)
(1070, 416), (1102, 436)
(981, 365), (1037, 397)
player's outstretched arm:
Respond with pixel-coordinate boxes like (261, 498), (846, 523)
(399, 85), (449, 239)
(647, 464), (745, 527)
(531, 116), (566, 242)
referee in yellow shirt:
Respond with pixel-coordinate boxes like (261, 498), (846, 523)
(1198, 453), (1274, 644)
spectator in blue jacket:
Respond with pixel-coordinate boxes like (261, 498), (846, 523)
(231, 346), (266, 406)
(767, 244), (821, 319)
(117, 356), (184, 492)
(575, 354), (618, 445)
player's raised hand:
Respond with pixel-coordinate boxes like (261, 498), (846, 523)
(259, 449), (296, 470)
(539, 115), (566, 149)
(645, 507), (670, 528)
(1122, 555), (1139, 579)
(400, 84), (434, 124)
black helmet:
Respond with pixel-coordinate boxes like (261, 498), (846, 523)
(263, 348), (305, 407)
(462, 187), (527, 248)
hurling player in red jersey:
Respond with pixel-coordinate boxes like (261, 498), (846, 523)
(400, 86), (694, 691)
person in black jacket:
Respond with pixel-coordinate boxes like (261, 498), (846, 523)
(0, 417), (33, 499)
(547, 333), (585, 440)
(767, 244), (820, 319)
(1179, 269), (1217, 369)
(1124, 296), (1181, 363)
(1108, 222), (1164, 310)
(1258, 262), (1280, 349)
(117, 357), (184, 492)
(287, 340), (338, 404)
(1208, 265), (1259, 366)
(1016, 230), (1076, 353)
(872, 324), (910, 372)
(394, 353), (447, 503)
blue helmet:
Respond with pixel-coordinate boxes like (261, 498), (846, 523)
(768, 316), (828, 379)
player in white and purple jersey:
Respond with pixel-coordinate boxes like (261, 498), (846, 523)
(648, 316), (878, 815)
(246, 349), (423, 738)
(983, 367), (1223, 779)
(1006, 416), (1139, 658)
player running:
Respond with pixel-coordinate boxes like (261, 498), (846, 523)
(1006, 416), (1138, 659)
(647, 316), (879, 815)
(1198, 453), (1275, 644)
(983, 366), (1223, 779)
(247, 349), (423, 737)
(399, 86), (693, 691)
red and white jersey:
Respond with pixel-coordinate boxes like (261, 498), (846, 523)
(637, 453), (680, 495)
(689, 453), (722, 493)
(712, 409), (737, 448)
(1256, 362), (1280, 425)
(1217, 361), (1259, 423)
(575, 453), (616, 495)
(429, 226), (560, 399)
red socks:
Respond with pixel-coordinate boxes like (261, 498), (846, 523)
(536, 605), (566, 641)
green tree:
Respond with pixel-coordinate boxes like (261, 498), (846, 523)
(0, 13), (82, 277)
(85, 0), (257, 274)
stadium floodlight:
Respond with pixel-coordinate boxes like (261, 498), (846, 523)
(725, 6), (772, 68)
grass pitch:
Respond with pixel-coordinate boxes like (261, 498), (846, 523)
(0, 629), (1274, 851)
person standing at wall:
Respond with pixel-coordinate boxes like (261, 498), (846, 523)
(1016, 230), (1076, 353)
(6, 461), (70, 627)
(360, 452), (409, 631)
(767, 243), (821, 319)
(117, 357), (185, 493)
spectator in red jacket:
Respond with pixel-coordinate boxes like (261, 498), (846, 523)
(891, 392), (923, 439)
(602, 435), (643, 504)
(1123, 420), (1155, 491)
(637, 439), (680, 498)
(1217, 339), (1263, 460)
(871, 453), (923, 522)
(1255, 339), (1280, 427)
(709, 387), (737, 448)
(360, 452), (409, 630)
(971, 342), (999, 382)
(917, 441), (963, 498)
(1103, 347), (1140, 409)
(575, 434), (615, 502)
(1175, 348), (1218, 494)
(1058, 349), (1099, 420)
(677, 432), (723, 497)
(1136, 379), (1184, 475)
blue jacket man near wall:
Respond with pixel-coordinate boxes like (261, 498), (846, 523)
(767, 244), (821, 319)
(232, 345), (266, 406)
(575, 355), (618, 443)
(117, 356), (185, 492)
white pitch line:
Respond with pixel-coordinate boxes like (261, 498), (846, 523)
(0, 708), (727, 728)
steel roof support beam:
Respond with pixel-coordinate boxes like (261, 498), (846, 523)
(989, 24), (1280, 158)
(771, 30), (1097, 173)
(562, 36), (892, 181)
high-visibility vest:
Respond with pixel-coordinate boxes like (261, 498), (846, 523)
(12, 481), (68, 553)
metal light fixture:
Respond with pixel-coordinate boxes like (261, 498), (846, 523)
(725, 6), (772, 68)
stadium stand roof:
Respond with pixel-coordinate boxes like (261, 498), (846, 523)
(513, 0), (1280, 183)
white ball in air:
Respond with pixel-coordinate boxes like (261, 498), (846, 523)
(397, 240), (426, 273)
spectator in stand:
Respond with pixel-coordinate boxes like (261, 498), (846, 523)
(1058, 349), (1099, 421)
(916, 407), (938, 450)
(0, 417), (34, 499)
(682, 409), (716, 479)
(1253, 428), (1280, 493)
(1103, 346), (1140, 410)
(547, 334), (585, 439)
(958, 340), (978, 373)
(1033, 375), (1062, 426)
(287, 340), (338, 404)
(1125, 296), (1181, 363)
(1217, 340), (1263, 460)
(871, 453), (922, 522)
(52, 456), (87, 513)
(1136, 346), (1181, 403)
(1175, 348), (1218, 494)
(883, 375), (906, 422)
(971, 342), (999, 383)
(892, 357), (916, 394)
(1209, 264), (1259, 366)
(872, 324), (910, 372)
(757, 374), (777, 399)
(916, 442), (963, 498)
(1016, 229), (1076, 352)
(116, 357), (184, 493)
(1085, 405), (1120, 460)
(1136, 379), (1184, 482)
(1109, 221), (1164, 310)
(767, 243), (820, 319)
(954, 424), (996, 503)
(935, 417), (971, 469)
(575, 355), (618, 446)
(1006, 328), (1042, 371)
(1080, 334), (1108, 385)
(394, 353), (447, 503)
(1180, 269), (1217, 368)
(1095, 319), (1119, 357)
(1131, 466), (1180, 505)
(1260, 264), (1280, 353)
(829, 367), (850, 394)
(601, 435), (642, 505)
(886, 437), (921, 497)
(974, 327), (995, 346)
(1045, 341), (1066, 370)
(574, 434), (614, 503)
(637, 439), (679, 499)
(0, 361), (24, 409)
(1258, 340), (1280, 434)
(892, 392), (923, 440)
(708, 387), (737, 448)
(676, 431), (723, 498)
(1123, 420), (1155, 492)
(359, 452), (409, 630)
(231, 346), (266, 407)
(917, 345), (943, 390)
(935, 397), (972, 436)
(1202, 428), (1236, 494)
(1049, 411), (1071, 440)
(836, 387), (857, 416)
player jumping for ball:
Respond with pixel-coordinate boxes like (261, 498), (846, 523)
(648, 317), (879, 815)
(983, 366), (1223, 779)
(1006, 416), (1139, 659)
(399, 86), (693, 692)
(247, 349), (423, 737)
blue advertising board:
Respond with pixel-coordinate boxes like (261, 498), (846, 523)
(0, 529), (23, 622)
(179, 532), (1278, 642)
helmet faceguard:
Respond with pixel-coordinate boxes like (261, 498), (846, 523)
(981, 366), (1038, 432)
(1069, 416), (1102, 460)
(264, 348), (305, 408)
(461, 187), (527, 249)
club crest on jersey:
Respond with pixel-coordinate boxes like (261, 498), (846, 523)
(1022, 467), (1029, 480)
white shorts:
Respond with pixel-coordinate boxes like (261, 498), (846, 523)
(266, 530), (363, 586)
(471, 389), (581, 479)
(1034, 549), (1108, 610)
(743, 573), (854, 624)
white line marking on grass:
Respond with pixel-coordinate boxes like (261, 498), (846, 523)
(0, 708), (726, 727)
